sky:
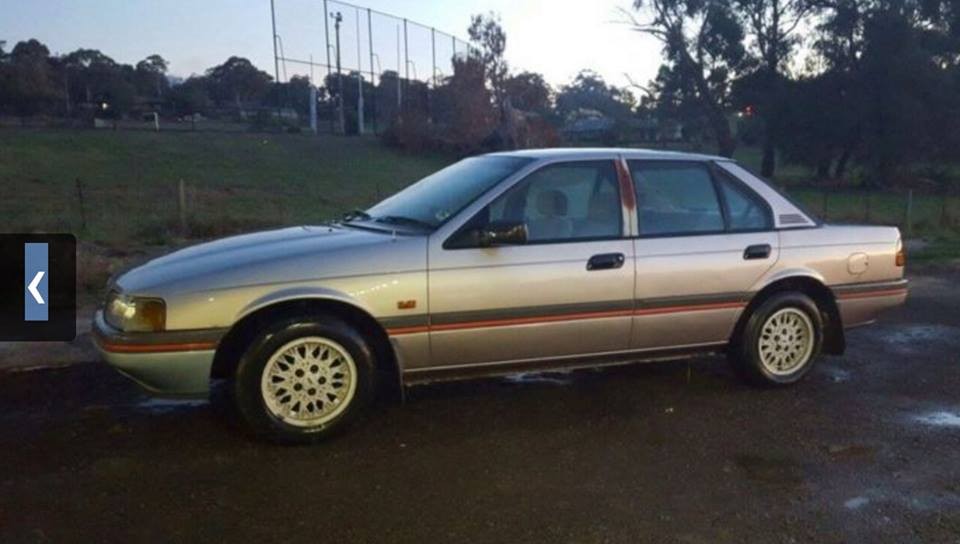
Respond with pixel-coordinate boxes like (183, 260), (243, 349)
(0, 0), (664, 90)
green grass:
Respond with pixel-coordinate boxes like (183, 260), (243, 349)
(0, 129), (452, 245)
(785, 189), (960, 236)
(2, 129), (958, 253)
(911, 237), (960, 262)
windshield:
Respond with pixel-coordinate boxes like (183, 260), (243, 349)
(364, 156), (533, 229)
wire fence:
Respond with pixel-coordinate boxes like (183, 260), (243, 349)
(271, 0), (475, 134)
(786, 188), (960, 237)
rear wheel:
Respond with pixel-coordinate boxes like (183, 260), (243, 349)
(729, 292), (823, 386)
(232, 315), (376, 444)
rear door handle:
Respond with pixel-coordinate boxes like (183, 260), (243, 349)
(587, 253), (625, 271)
(743, 244), (772, 260)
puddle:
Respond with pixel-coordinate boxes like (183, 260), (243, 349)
(502, 371), (573, 386)
(135, 398), (208, 414)
(914, 411), (960, 428)
(874, 325), (960, 352)
(844, 496), (870, 510)
(820, 365), (851, 383)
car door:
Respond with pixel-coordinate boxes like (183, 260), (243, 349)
(627, 159), (779, 350)
(426, 159), (635, 368)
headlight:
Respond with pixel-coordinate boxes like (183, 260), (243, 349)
(104, 292), (166, 332)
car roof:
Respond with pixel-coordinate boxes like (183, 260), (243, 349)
(484, 147), (729, 162)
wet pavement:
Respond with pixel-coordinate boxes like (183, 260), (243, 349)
(1, 270), (959, 543)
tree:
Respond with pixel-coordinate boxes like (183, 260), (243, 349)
(5, 39), (61, 119)
(468, 12), (509, 116)
(322, 71), (376, 133)
(169, 76), (212, 125)
(135, 54), (169, 99)
(205, 56), (272, 108)
(629, 0), (746, 156)
(503, 71), (553, 115)
(797, 0), (960, 184)
(433, 55), (497, 150)
(735, 0), (813, 176)
(555, 70), (635, 121)
(62, 48), (119, 105)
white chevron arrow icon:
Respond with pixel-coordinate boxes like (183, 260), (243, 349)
(27, 271), (45, 305)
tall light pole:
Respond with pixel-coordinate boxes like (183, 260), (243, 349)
(367, 9), (376, 132)
(331, 11), (345, 135)
(356, 7), (364, 135)
(323, 0), (332, 132)
(270, 0), (282, 122)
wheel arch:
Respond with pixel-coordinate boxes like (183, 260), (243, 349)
(210, 295), (401, 400)
(734, 274), (845, 355)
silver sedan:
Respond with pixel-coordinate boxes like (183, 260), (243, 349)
(94, 148), (908, 443)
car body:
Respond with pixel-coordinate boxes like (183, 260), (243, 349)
(94, 148), (908, 442)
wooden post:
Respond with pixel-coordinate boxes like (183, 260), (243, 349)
(178, 179), (188, 236)
(75, 178), (87, 232)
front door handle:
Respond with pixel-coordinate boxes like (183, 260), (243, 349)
(587, 253), (625, 271)
(743, 244), (772, 260)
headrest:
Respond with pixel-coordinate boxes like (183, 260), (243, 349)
(536, 190), (568, 216)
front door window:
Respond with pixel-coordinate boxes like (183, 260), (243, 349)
(478, 160), (623, 243)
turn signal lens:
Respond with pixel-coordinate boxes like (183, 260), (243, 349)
(895, 240), (906, 267)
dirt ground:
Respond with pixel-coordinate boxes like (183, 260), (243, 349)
(1, 269), (959, 543)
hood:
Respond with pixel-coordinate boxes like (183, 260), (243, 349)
(115, 224), (427, 296)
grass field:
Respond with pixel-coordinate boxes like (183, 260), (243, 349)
(2, 128), (957, 261)
(0, 129), (451, 246)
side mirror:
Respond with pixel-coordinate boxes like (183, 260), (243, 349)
(475, 221), (528, 247)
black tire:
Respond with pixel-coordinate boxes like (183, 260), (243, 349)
(728, 292), (824, 387)
(231, 314), (377, 444)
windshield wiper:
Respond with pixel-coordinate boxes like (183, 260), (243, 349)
(342, 208), (372, 221)
(374, 215), (436, 230)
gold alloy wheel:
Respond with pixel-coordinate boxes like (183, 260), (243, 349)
(757, 307), (816, 376)
(259, 337), (358, 427)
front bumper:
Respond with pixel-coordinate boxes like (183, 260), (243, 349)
(92, 311), (226, 397)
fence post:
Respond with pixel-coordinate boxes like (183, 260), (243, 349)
(178, 179), (188, 236)
(904, 189), (913, 237)
(75, 178), (87, 232)
(822, 191), (829, 221)
(864, 192), (872, 223)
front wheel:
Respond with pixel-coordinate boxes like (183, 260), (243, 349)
(729, 292), (823, 386)
(232, 315), (376, 444)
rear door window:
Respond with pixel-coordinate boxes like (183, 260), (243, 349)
(628, 161), (724, 236)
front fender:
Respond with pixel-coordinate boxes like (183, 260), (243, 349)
(236, 286), (374, 323)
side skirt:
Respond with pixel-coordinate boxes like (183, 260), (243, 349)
(402, 342), (728, 386)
